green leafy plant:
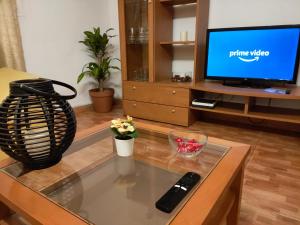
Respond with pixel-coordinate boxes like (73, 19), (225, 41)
(77, 27), (120, 91)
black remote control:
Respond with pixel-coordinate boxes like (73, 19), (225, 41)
(155, 172), (201, 213)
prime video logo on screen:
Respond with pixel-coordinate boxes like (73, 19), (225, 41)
(229, 50), (270, 62)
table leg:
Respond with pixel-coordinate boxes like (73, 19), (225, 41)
(227, 167), (244, 225)
(0, 201), (10, 220)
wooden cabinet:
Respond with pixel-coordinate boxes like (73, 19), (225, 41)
(123, 81), (190, 125)
(123, 100), (189, 125)
(153, 0), (209, 84)
(123, 81), (190, 107)
(118, 1), (300, 129)
(191, 82), (300, 125)
(118, 0), (154, 82)
(119, 0), (208, 126)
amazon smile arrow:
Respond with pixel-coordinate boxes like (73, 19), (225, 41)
(238, 56), (259, 62)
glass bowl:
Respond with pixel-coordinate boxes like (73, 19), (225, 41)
(168, 130), (207, 157)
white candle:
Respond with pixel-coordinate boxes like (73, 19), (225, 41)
(24, 128), (51, 157)
(180, 31), (188, 41)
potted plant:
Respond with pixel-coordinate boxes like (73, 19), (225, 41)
(111, 116), (138, 157)
(77, 27), (120, 112)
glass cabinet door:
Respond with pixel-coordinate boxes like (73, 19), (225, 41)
(124, 0), (149, 82)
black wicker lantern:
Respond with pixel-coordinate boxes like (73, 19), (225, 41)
(0, 79), (77, 169)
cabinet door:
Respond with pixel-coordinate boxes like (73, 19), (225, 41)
(123, 81), (190, 107)
(118, 0), (153, 82)
(123, 100), (189, 126)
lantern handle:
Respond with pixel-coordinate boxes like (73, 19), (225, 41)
(20, 80), (77, 100)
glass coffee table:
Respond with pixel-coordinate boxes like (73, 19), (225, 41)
(0, 122), (250, 225)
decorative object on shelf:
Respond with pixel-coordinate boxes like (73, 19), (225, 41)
(180, 31), (188, 41)
(138, 27), (148, 44)
(168, 130), (207, 157)
(133, 67), (148, 81)
(264, 88), (291, 95)
(184, 71), (193, 78)
(0, 79), (77, 169)
(127, 27), (148, 44)
(77, 27), (120, 113)
(128, 27), (136, 44)
(111, 116), (138, 157)
(171, 74), (192, 82)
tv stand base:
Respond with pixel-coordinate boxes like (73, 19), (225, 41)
(222, 80), (272, 89)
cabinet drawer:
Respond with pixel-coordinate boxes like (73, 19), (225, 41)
(123, 82), (189, 107)
(123, 100), (189, 126)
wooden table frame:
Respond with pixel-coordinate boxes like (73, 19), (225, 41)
(0, 122), (250, 225)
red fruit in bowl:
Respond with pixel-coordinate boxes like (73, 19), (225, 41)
(169, 130), (207, 156)
(192, 143), (200, 149)
(186, 143), (195, 152)
(186, 142), (204, 153)
(177, 142), (187, 153)
(188, 139), (197, 143)
(175, 138), (183, 143)
(174, 137), (204, 154)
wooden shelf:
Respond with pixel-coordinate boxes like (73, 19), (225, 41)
(191, 102), (245, 116)
(160, 0), (197, 5)
(193, 81), (300, 100)
(127, 42), (148, 45)
(160, 41), (195, 46)
(155, 80), (193, 88)
(191, 101), (300, 124)
(248, 106), (300, 124)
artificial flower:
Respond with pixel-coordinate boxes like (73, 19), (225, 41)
(111, 116), (138, 138)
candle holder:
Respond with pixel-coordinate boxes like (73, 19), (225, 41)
(0, 79), (77, 169)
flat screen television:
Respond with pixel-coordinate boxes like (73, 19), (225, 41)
(204, 25), (300, 86)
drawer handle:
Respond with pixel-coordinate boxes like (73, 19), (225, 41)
(171, 109), (176, 113)
(172, 90), (176, 95)
(132, 86), (136, 90)
(133, 103), (137, 107)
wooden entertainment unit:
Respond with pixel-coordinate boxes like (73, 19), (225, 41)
(118, 0), (300, 128)
(123, 79), (300, 127)
(192, 81), (300, 125)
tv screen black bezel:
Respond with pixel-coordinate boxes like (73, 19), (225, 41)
(204, 24), (300, 84)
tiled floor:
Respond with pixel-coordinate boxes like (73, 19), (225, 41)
(76, 105), (300, 225)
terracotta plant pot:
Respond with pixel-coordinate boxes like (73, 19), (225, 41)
(89, 88), (114, 113)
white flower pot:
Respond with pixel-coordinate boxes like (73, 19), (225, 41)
(114, 137), (134, 157)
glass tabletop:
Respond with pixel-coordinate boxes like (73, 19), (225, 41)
(1, 127), (229, 225)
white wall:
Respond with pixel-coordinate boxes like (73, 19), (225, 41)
(106, 0), (122, 99)
(17, 0), (122, 107)
(209, 0), (300, 28)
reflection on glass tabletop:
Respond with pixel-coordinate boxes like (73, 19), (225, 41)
(2, 125), (229, 225)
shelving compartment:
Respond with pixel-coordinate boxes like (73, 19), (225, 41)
(160, 41), (195, 45)
(124, 0), (149, 82)
(160, 0), (197, 5)
(190, 90), (246, 116)
(126, 44), (149, 82)
(247, 97), (300, 124)
(191, 86), (300, 125)
(154, 1), (199, 83)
